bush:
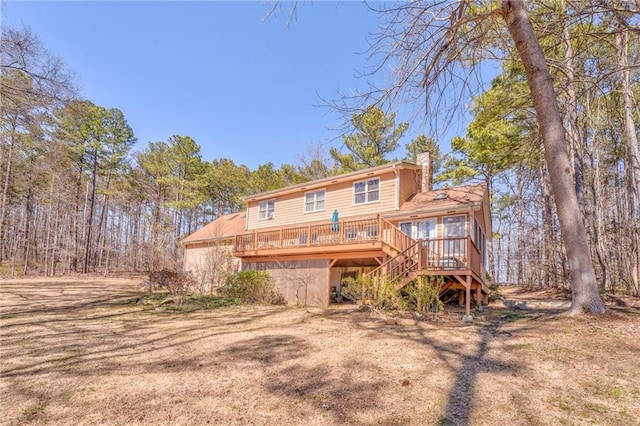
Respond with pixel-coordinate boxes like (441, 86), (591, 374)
(342, 275), (445, 319)
(189, 243), (237, 294)
(402, 276), (444, 319)
(488, 283), (504, 302)
(219, 270), (284, 305)
(148, 269), (194, 304)
(341, 276), (403, 313)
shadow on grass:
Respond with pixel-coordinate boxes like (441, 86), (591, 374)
(215, 334), (394, 424)
(315, 306), (533, 426)
(0, 280), (290, 379)
(1, 279), (541, 425)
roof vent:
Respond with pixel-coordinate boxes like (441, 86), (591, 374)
(433, 193), (449, 200)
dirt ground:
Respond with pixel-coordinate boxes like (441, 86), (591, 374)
(1, 277), (639, 426)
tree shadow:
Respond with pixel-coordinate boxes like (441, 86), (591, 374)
(1, 279), (543, 425)
(215, 334), (395, 424)
(314, 306), (530, 425)
(0, 300), (288, 379)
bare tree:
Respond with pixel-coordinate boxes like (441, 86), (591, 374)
(325, 1), (613, 313)
(501, 1), (604, 313)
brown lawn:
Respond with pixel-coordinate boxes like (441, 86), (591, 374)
(1, 277), (639, 426)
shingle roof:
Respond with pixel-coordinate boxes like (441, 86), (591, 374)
(182, 212), (246, 244)
(398, 183), (486, 213)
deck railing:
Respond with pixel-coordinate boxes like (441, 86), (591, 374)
(235, 217), (388, 253)
(418, 237), (469, 270)
(234, 216), (482, 287)
(365, 236), (470, 287)
(234, 216), (470, 266)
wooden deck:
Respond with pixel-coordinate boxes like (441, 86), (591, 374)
(234, 215), (489, 315)
(235, 216), (487, 280)
(234, 217), (390, 257)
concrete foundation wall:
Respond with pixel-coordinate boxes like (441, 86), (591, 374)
(242, 259), (330, 306)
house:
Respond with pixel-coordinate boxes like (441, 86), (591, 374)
(182, 212), (246, 288)
(184, 153), (491, 317)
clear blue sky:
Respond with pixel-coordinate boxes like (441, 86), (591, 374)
(3, 1), (475, 170)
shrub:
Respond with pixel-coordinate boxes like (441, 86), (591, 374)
(189, 243), (237, 294)
(342, 274), (445, 319)
(219, 270), (284, 305)
(341, 276), (403, 313)
(488, 283), (504, 302)
(402, 276), (444, 319)
(148, 269), (194, 304)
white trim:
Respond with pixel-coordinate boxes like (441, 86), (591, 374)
(394, 166), (400, 210)
(352, 177), (380, 206)
(258, 199), (276, 221)
(303, 188), (326, 214)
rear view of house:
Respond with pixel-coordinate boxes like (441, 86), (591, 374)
(184, 153), (491, 317)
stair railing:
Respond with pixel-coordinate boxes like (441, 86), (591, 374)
(378, 216), (415, 254)
(364, 238), (422, 286)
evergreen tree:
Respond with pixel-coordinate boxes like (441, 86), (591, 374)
(330, 107), (408, 172)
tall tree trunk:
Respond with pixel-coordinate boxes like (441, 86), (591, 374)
(95, 170), (112, 269)
(617, 27), (640, 294)
(0, 127), (16, 262)
(516, 172), (524, 285)
(83, 152), (98, 273)
(502, 0), (605, 314)
(71, 164), (83, 272)
(540, 165), (556, 289)
(22, 184), (33, 275)
(562, 19), (585, 209)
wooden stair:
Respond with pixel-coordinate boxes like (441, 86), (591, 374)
(366, 233), (422, 290)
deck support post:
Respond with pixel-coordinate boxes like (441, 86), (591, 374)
(465, 275), (472, 319)
(476, 284), (482, 306)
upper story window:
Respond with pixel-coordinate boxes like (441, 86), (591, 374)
(258, 199), (275, 220)
(304, 189), (325, 213)
(353, 178), (380, 205)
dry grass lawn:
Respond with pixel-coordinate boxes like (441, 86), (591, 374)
(1, 277), (639, 425)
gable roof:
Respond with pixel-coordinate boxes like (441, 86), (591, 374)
(387, 183), (487, 218)
(182, 212), (246, 245)
(244, 161), (421, 202)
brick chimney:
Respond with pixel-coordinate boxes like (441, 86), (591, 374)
(416, 151), (432, 192)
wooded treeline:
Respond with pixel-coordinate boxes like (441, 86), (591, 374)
(435, 2), (640, 295)
(1, 1), (639, 297)
(0, 27), (326, 276)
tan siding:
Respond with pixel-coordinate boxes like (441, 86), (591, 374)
(184, 244), (209, 273)
(183, 241), (239, 274)
(247, 171), (401, 230)
(242, 259), (330, 306)
(473, 209), (486, 235)
(398, 168), (419, 207)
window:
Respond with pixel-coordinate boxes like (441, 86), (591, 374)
(443, 215), (466, 237)
(417, 219), (437, 240)
(258, 199), (275, 220)
(353, 178), (380, 205)
(471, 216), (487, 268)
(399, 222), (412, 237)
(443, 215), (466, 259)
(400, 219), (436, 240)
(304, 189), (325, 213)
